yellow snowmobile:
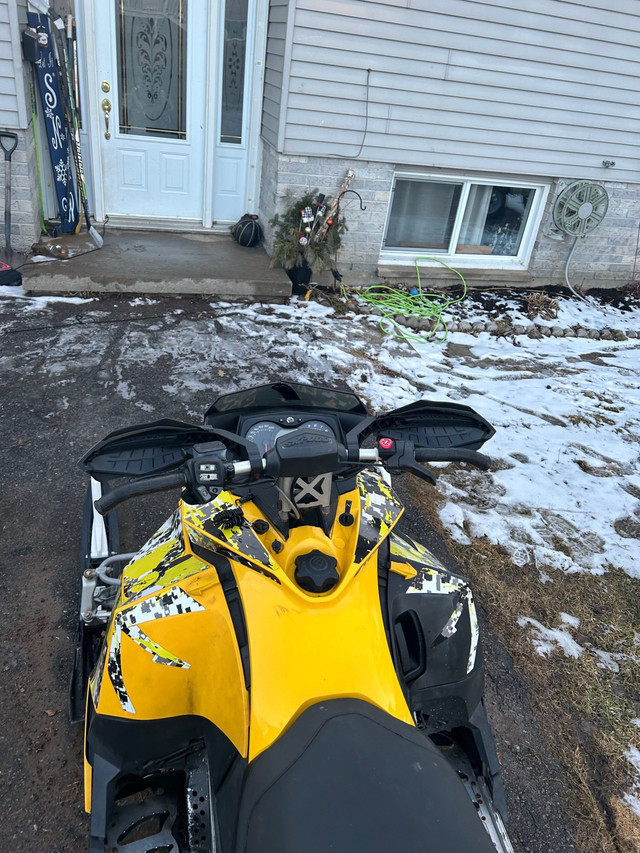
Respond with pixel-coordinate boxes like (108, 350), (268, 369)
(72, 381), (513, 853)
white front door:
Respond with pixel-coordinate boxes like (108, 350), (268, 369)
(83, 0), (262, 225)
(91, 0), (208, 222)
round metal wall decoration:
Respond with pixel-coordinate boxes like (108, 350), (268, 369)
(553, 180), (609, 237)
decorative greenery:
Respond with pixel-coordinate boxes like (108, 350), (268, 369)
(269, 189), (347, 275)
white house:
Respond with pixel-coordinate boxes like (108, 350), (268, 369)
(2, 0), (639, 290)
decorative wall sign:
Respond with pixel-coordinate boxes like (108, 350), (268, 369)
(27, 13), (79, 233)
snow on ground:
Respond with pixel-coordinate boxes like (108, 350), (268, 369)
(3, 286), (637, 581)
(623, 746), (640, 818)
(2, 286), (637, 580)
(0, 286), (94, 309)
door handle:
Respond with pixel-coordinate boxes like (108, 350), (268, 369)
(101, 98), (112, 139)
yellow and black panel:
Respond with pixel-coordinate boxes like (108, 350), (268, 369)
(89, 519), (249, 757)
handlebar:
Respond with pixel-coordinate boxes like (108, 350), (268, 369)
(414, 447), (492, 471)
(94, 471), (188, 515)
(92, 446), (490, 516)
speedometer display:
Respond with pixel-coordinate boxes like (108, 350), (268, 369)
(245, 421), (281, 453)
(245, 419), (335, 452)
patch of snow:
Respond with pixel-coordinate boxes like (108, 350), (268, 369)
(592, 649), (621, 673)
(517, 616), (583, 659)
(0, 286), (94, 307)
(560, 612), (580, 628)
(438, 502), (472, 545)
(622, 746), (640, 818)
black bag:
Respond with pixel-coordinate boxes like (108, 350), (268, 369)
(0, 261), (21, 286)
(231, 213), (263, 248)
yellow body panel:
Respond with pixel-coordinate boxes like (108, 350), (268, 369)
(91, 572), (249, 756)
(89, 471), (409, 767)
(234, 549), (413, 760)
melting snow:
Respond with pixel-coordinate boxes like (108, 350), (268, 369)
(517, 615), (584, 659)
(623, 746), (640, 818)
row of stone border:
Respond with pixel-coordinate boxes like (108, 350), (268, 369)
(353, 304), (636, 340)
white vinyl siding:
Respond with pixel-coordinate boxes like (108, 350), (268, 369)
(0, 0), (28, 129)
(262, 0), (291, 149)
(0, 0), (18, 127)
(275, 0), (640, 183)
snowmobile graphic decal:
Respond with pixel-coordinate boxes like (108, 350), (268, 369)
(92, 586), (204, 714)
(183, 495), (280, 573)
(354, 470), (403, 563)
(390, 532), (448, 577)
(392, 532), (480, 674)
(122, 511), (208, 602)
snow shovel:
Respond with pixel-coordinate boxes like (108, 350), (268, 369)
(0, 131), (25, 283)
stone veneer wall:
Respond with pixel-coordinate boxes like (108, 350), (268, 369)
(0, 129), (42, 254)
(258, 142), (639, 291)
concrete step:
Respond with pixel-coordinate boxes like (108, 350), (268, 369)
(22, 227), (291, 300)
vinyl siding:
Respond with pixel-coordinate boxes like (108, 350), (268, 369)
(0, 0), (28, 128)
(262, 0), (291, 148)
(274, 0), (640, 182)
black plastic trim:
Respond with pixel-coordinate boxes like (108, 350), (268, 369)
(190, 544), (251, 690)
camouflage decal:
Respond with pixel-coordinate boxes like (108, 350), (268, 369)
(106, 586), (205, 714)
(122, 511), (208, 601)
(354, 470), (403, 564)
(440, 597), (466, 638)
(185, 522), (281, 583)
(390, 531), (448, 575)
(467, 590), (479, 674)
(392, 532), (468, 597)
(392, 530), (479, 672)
(186, 522), (223, 557)
(183, 495), (279, 573)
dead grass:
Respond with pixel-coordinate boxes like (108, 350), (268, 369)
(407, 478), (640, 853)
(524, 291), (559, 320)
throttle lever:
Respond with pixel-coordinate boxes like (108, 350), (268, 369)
(378, 438), (437, 485)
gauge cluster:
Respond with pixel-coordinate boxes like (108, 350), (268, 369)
(243, 414), (338, 454)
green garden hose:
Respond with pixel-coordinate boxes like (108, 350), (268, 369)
(342, 256), (467, 344)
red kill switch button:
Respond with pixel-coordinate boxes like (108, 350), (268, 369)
(379, 438), (394, 450)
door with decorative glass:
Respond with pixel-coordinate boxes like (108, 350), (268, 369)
(90, 0), (208, 222)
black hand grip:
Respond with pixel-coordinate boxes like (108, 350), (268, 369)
(414, 447), (492, 471)
(94, 472), (188, 515)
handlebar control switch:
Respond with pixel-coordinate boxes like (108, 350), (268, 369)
(294, 550), (339, 593)
(378, 437), (395, 457)
(190, 441), (229, 498)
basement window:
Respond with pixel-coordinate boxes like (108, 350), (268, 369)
(382, 175), (546, 264)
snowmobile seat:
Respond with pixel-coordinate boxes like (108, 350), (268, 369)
(236, 698), (497, 853)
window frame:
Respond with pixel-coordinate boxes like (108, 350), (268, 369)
(380, 172), (550, 269)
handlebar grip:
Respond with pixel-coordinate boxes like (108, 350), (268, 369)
(414, 447), (492, 471)
(94, 471), (188, 515)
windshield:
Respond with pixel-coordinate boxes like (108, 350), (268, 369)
(206, 382), (368, 416)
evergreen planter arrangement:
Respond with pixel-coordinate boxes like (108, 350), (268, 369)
(269, 190), (348, 291)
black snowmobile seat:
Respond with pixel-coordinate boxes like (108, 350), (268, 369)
(236, 698), (497, 853)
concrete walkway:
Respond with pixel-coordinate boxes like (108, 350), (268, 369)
(21, 227), (291, 300)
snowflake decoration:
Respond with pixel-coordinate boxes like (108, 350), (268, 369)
(54, 159), (69, 186)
